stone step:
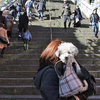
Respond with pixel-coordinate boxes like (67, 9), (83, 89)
(0, 95), (43, 100)
(0, 71), (37, 78)
(0, 70), (99, 78)
(0, 65), (39, 72)
(4, 47), (100, 55)
(9, 40), (99, 46)
(2, 53), (100, 60)
(7, 42), (99, 51)
(0, 77), (99, 85)
(0, 57), (100, 72)
(12, 28), (93, 33)
(10, 35), (97, 41)
(11, 29), (94, 36)
(0, 63), (99, 71)
(0, 58), (100, 65)
(0, 85), (99, 95)
(4, 48), (43, 54)
(0, 78), (34, 85)
(0, 86), (40, 95)
(0, 95), (100, 100)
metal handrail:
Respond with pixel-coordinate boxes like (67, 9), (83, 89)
(48, 1), (61, 41)
(2, 0), (17, 11)
(48, 1), (53, 41)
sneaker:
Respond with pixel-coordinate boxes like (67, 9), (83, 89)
(95, 34), (98, 38)
(41, 18), (43, 21)
(18, 34), (21, 38)
(24, 46), (26, 50)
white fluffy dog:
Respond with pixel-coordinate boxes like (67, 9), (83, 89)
(55, 42), (79, 63)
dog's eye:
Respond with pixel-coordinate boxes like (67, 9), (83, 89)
(68, 51), (70, 54)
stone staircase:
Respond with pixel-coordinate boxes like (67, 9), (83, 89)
(0, 0), (100, 100)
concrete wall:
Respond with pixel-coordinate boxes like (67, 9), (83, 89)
(79, 1), (93, 18)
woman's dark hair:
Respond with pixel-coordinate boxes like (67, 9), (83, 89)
(38, 39), (64, 71)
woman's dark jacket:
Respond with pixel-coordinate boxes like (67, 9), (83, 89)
(89, 13), (100, 23)
(34, 65), (75, 100)
(0, 15), (7, 29)
(36, 0), (46, 11)
(74, 8), (82, 19)
(18, 13), (28, 29)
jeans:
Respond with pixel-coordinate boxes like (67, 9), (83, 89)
(26, 7), (32, 17)
(92, 22), (99, 35)
(38, 10), (43, 18)
(17, 11), (20, 18)
(64, 15), (71, 28)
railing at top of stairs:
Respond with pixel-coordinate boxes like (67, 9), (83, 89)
(0, 0), (17, 11)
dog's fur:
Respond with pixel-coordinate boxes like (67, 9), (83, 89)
(55, 42), (79, 63)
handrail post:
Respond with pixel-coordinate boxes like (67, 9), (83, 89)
(48, 0), (52, 41)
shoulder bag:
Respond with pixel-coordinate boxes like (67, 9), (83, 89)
(54, 56), (88, 98)
(0, 36), (8, 44)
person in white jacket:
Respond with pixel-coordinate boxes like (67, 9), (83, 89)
(25, 0), (35, 17)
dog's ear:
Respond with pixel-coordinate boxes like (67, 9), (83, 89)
(55, 50), (60, 57)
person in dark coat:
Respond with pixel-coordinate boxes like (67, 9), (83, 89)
(73, 5), (82, 27)
(18, 12), (29, 37)
(36, 0), (46, 20)
(0, 11), (7, 29)
(34, 39), (88, 100)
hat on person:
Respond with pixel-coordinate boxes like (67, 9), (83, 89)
(64, 0), (67, 1)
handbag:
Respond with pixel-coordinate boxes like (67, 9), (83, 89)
(54, 56), (88, 98)
(0, 36), (8, 44)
